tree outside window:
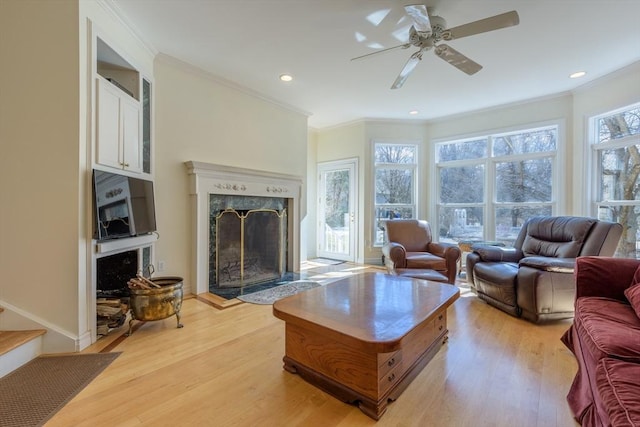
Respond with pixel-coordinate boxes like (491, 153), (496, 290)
(592, 104), (640, 258)
(436, 125), (558, 245)
(373, 142), (418, 245)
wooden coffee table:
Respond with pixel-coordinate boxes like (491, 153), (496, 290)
(272, 272), (460, 420)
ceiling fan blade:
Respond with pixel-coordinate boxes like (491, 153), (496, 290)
(351, 43), (410, 61)
(391, 51), (422, 89)
(443, 10), (519, 41)
(434, 44), (482, 75)
(404, 4), (431, 33)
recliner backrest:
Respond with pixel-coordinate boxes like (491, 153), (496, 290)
(517, 216), (597, 258)
(384, 219), (432, 252)
(579, 220), (623, 256)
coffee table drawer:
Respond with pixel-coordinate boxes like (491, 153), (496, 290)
(378, 350), (402, 379)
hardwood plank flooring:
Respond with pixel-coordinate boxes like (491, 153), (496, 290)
(45, 263), (579, 426)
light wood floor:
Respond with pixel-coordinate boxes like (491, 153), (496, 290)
(46, 262), (579, 426)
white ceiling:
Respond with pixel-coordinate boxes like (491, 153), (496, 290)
(110, 0), (640, 129)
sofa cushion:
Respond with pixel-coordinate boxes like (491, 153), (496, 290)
(574, 297), (640, 362)
(632, 265), (640, 286)
(596, 358), (640, 427)
(624, 282), (640, 319)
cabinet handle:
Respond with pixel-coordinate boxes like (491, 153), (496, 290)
(388, 373), (395, 382)
(387, 358), (395, 367)
(438, 314), (443, 321)
(439, 325), (443, 331)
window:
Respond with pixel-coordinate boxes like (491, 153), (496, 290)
(373, 142), (418, 246)
(590, 103), (640, 258)
(435, 124), (560, 245)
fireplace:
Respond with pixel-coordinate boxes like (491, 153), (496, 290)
(186, 161), (303, 296)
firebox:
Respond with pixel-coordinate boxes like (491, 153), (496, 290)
(96, 250), (138, 297)
(209, 195), (288, 290)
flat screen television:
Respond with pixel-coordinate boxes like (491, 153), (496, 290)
(92, 169), (157, 241)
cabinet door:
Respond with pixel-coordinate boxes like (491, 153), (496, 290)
(96, 78), (122, 169)
(121, 96), (142, 173)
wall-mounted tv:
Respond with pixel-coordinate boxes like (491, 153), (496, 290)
(92, 169), (157, 241)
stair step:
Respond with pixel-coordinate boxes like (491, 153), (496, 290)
(0, 329), (47, 378)
(0, 329), (47, 357)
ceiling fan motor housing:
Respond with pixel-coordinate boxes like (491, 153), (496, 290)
(429, 15), (447, 39)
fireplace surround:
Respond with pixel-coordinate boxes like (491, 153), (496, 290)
(186, 161), (303, 296)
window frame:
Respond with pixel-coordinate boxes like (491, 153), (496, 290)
(432, 120), (564, 244)
(588, 102), (640, 258)
(372, 140), (419, 247)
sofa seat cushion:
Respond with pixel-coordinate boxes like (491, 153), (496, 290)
(575, 297), (640, 362)
(405, 252), (447, 271)
(596, 358), (640, 427)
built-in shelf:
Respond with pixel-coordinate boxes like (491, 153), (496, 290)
(95, 233), (158, 255)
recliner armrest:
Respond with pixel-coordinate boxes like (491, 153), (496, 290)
(472, 245), (521, 263)
(519, 256), (575, 273)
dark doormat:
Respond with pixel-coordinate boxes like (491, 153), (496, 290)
(0, 352), (120, 427)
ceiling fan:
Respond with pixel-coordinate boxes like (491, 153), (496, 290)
(352, 5), (520, 89)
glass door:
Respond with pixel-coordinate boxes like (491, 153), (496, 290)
(317, 159), (357, 262)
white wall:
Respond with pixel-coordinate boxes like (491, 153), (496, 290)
(153, 56), (309, 294)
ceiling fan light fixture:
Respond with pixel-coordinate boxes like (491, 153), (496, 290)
(569, 71), (586, 79)
(279, 74), (293, 82)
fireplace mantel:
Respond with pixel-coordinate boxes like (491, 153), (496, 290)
(185, 161), (303, 295)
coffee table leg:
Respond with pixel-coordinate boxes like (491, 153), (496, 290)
(358, 399), (387, 421)
(282, 357), (298, 374)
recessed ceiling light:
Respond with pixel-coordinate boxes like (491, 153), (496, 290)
(569, 71), (586, 79)
(409, 110), (419, 115)
(279, 74), (293, 82)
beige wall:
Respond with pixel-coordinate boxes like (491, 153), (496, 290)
(314, 62), (639, 264)
(0, 0), (81, 337)
(153, 56), (309, 294)
(571, 63), (640, 214)
(1, 0), (156, 351)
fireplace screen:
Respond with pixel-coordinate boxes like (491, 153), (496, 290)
(214, 208), (286, 287)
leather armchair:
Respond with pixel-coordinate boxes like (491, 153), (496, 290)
(466, 216), (623, 322)
(382, 219), (461, 284)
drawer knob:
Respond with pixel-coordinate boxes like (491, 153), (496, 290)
(438, 314), (443, 320)
(387, 358), (395, 367)
(439, 325), (443, 331)
(388, 373), (395, 382)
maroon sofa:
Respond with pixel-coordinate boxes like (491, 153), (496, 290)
(561, 256), (640, 427)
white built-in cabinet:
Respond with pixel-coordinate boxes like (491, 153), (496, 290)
(96, 75), (142, 173)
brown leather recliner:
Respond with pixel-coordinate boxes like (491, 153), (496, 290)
(382, 219), (461, 284)
(466, 216), (623, 322)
